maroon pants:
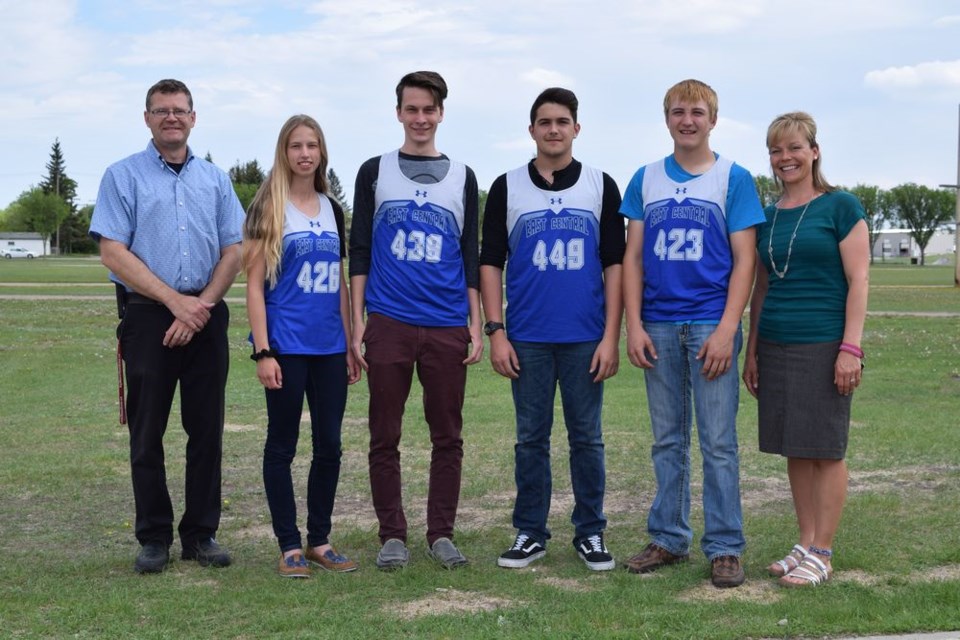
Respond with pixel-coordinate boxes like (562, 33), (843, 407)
(363, 313), (469, 545)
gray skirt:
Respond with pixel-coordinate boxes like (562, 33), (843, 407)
(757, 338), (852, 459)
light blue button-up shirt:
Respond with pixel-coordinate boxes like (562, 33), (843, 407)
(90, 140), (245, 292)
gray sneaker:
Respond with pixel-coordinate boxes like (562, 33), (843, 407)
(376, 538), (409, 571)
(428, 537), (468, 570)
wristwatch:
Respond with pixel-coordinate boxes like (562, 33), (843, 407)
(483, 321), (505, 336)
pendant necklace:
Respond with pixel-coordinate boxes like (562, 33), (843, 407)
(767, 200), (811, 279)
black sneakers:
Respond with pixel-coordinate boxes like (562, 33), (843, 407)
(575, 533), (615, 571)
(498, 534), (546, 568)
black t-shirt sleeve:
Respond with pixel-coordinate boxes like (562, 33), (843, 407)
(599, 172), (625, 269)
(348, 156), (380, 276)
(461, 166), (480, 290)
(479, 173), (509, 268)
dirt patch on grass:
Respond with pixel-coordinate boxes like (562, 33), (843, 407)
(834, 569), (885, 586)
(234, 523), (274, 541)
(392, 588), (520, 620)
(911, 564), (960, 583)
(677, 579), (781, 603)
(535, 576), (596, 592)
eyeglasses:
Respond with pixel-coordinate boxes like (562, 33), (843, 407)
(149, 108), (193, 119)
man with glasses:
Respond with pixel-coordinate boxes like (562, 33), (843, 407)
(90, 79), (245, 574)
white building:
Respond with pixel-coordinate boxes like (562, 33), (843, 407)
(0, 232), (47, 256)
(873, 227), (955, 261)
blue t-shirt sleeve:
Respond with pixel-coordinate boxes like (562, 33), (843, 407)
(619, 166), (647, 221)
(725, 164), (766, 233)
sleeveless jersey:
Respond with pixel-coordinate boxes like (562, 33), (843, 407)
(504, 165), (605, 343)
(366, 149), (468, 326)
(263, 194), (346, 354)
(640, 157), (733, 322)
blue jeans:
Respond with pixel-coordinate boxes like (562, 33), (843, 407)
(263, 353), (347, 553)
(510, 340), (607, 546)
(642, 322), (745, 560)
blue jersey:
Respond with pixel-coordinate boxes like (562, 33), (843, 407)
(621, 154), (764, 323)
(504, 164), (605, 343)
(366, 150), (468, 327)
(263, 194), (345, 355)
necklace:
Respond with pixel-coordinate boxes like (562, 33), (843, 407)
(767, 200), (810, 279)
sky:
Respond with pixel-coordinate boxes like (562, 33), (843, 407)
(2, 0), (960, 210)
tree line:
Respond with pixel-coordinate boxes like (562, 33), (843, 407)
(755, 175), (956, 266)
(0, 141), (954, 265)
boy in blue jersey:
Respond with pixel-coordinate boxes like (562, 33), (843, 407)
(480, 88), (624, 571)
(620, 79), (764, 588)
(349, 71), (483, 570)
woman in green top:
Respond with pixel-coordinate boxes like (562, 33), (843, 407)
(743, 112), (869, 588)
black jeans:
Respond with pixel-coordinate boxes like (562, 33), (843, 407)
(120, 300), (230, 547)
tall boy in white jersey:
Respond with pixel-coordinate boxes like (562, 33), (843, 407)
(349, 71), (483, 570)
(620, 79), (764, 588)
(480, 87), (624, 571)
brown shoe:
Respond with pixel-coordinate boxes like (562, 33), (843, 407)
(305, 546), (358, 573)
(711, 555), (745, 588)
(624, 543), (688, 574)
(278, 552), (311, 578)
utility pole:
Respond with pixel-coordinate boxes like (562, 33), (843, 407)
(55, 172), (60, 256)
(938, 104), (960, 288)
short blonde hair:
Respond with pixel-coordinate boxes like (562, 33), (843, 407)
(663, 79), (718, 121)
(766, 111), (835, 194)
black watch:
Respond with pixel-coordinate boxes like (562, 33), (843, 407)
(483, 321), (505, 336)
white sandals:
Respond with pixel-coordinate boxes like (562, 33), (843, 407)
(768, 544), (806, 577)
(779, 552), (832, 588)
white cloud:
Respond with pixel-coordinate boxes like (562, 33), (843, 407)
(520, 68), (575, 89)
(864, 60), (960, 89)
(933, 14), (960, 26)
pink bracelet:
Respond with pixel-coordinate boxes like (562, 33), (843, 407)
(838, 342), (864, 359)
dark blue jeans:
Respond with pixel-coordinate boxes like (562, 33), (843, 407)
(263, 353), (347, 552)
(510, 340), (607, 546)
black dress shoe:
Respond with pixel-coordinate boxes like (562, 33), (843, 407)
(134, 542), (170, 574)
(182, 538), (232, 567)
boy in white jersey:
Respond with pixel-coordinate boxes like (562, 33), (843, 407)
(349, 71), (483, 570)
(620, 79), (764, 587)
(480, 88), (624, 571)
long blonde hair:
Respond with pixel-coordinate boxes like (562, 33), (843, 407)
(242, 115), (330, 287)
(766, 111), (835, 195)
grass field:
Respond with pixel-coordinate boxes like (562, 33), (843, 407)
(1, 257), (958, 639)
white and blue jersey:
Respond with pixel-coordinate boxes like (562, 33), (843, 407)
(366, 150), (468, 327)
(504, 165), (605, 343)
(264, 194), (345, 355)
(621, 154), (764, 323)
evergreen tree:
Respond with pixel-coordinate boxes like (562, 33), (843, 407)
(38, 139), (78, 254)
(327, 168), (351, 214)
(229, 159), (266, 185)
(39, 138), (78, 212)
